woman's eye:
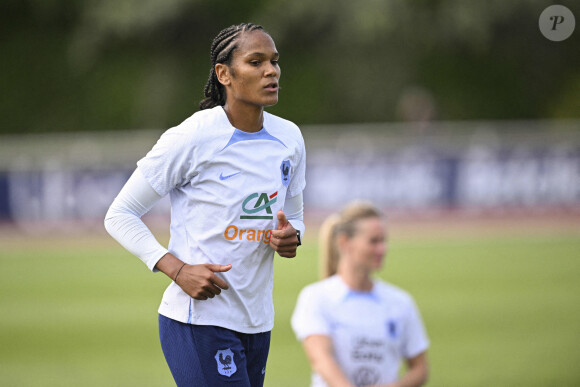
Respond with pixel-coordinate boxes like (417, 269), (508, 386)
(250, 61), (260, 66)
(271, 60), (279, 66)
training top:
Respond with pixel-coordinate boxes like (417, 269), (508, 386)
(291, 275), (429, 387)
(136, 106), (306, 334)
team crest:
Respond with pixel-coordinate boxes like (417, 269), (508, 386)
(387, 320), (398, 339)
(215, 348), (237, 377)
(280, 160), (291, 187)
(353, 366), (380, 386)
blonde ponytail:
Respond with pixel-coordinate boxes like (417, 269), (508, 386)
(318, 213), (341, 279)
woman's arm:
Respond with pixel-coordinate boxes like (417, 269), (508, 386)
(104, 168), (230, 299)
(284, 192), (305, 238)
(394, 352), (429, 387)
(373, 352), (429, 387)
(104, 168), (169, 271)
(302, 334), (355, 387)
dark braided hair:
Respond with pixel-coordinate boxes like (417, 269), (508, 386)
(199, 23), (265, 110)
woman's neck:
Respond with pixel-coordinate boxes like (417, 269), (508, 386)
(223, 102), (264, 133)
(337, 261), (374, 292)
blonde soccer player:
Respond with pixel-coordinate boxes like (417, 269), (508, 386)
(292, 202), (428, 387)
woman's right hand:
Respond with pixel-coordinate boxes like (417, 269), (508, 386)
(175, 263), (232, 300)
(155, 253), (231, 300)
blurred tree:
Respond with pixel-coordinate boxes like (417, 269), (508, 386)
(0, 0), (578, 134)
(260, 0), (580, 123)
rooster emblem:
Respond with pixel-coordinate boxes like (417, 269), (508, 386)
(215, 348), (237, 377)
(219, 352), (232, 370)
(280, 160), (291, 187)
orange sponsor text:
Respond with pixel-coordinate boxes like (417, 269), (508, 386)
(224, 225), (272, 244)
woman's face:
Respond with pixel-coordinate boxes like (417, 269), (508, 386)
(222, 30), (281, 108)
(344, 217), (388, 272)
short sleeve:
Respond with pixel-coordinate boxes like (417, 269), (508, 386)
(287, 131), (306, 198)
(401, 298), (430, 358)
(137, 124), (198, 197)
(291, 285), (330, 341)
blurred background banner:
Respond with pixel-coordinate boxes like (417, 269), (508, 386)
(0, 119), (579, 228)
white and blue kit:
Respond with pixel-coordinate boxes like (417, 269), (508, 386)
(136, 106), (306, 333)
(105, 106), (306, 385)
(291, 275), (429, 387)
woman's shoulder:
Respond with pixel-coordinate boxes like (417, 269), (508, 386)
(374, 280), (416, 305)
(299, 276), (346, 300)
(264, 111), (302, 135)
(180, 107), (225, 132)
(160, 107), (230, 143)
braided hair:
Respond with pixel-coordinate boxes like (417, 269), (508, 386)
(199, 23), (265, 110)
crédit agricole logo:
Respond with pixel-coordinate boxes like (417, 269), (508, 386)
(241, 191), (277, 219)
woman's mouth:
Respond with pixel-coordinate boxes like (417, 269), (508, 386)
(264, 82), (278, 91)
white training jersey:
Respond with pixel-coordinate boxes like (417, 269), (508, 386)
(137, 106), (306, 334)
(291, 275), (429, 387)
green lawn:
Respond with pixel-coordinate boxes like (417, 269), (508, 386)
(1, 225), (579, 386)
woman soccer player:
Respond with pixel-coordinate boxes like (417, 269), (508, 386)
(105, 23), (306, 387)
(291, 202), (428, 387)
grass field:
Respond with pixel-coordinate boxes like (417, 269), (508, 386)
(1, 214), (579, 386)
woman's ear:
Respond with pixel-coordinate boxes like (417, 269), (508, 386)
(336, 233), (349, 253)
(215, 63), (231, 86)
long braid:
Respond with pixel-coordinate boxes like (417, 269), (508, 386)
(199, 23), (264, 110)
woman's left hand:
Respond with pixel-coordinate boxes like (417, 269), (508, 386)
(269, 210), (299, 258)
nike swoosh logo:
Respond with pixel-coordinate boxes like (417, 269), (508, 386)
(219, 172), (241, 181)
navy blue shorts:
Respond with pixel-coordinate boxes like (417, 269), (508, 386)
(158, 314), (271, 387)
